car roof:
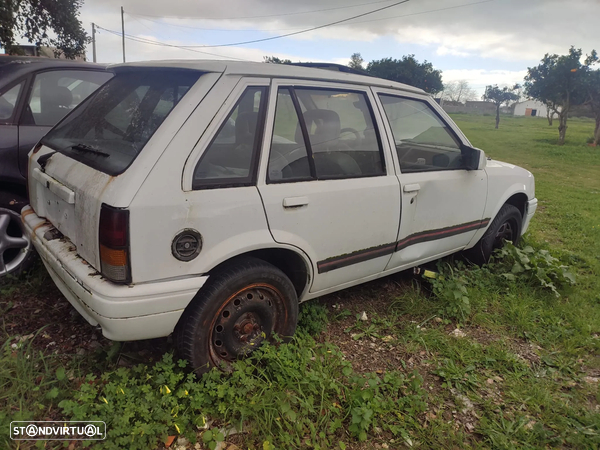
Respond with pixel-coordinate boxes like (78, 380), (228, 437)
(110, 60), (427, 95)
(0, 56), (109, 87)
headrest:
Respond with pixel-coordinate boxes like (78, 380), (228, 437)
(46, 86), (73, 108)
(235, 111), (258, 145)
(295, 109), (341, 148)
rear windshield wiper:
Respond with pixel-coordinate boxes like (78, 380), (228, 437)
(69, 143), (110, 158)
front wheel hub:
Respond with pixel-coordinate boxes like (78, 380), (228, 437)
(493, 220), (515, 249)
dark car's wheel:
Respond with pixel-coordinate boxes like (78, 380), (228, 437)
(464, 204), (523, 265)
(176, 257), (299, 374)
(0, 203), (35, 277)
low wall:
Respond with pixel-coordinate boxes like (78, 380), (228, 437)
(442, 105), (493, 115)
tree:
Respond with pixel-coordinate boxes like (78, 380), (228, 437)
(441, 80), (478, 103)
(482, 84), (520, 129)
(348, 52), (364, 70)
(366, 55), (443, 94)
(585, 71), (600, 146)
(263, 56), (292, 64)
(583, 52), (600, 146)
(524, 47), (595, 145)
(0, 0), (88, 59)
(543, 100), (558, 126)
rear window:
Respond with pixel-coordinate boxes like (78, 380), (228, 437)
(41, 69), (201, 175)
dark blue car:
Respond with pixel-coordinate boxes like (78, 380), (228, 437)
(0, 56), (112, 277)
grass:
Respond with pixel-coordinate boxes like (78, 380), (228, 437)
(1, 114), (599, 449)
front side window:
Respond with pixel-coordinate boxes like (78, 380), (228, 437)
(193, 87), (267, 189)
(24, 70), (112, 127)
(0, 82), (24, 122)
(42, 69), (200, 175)
(268, 87), (384, 182)
(379, 95), (463, 173)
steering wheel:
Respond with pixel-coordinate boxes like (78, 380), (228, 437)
(340, 127), (362, 149)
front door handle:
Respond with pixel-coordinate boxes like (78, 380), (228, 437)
(403, 183), (421, 193)
(283, 197), (309, 208)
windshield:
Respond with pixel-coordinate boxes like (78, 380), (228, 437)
(42, 69), (201, 175)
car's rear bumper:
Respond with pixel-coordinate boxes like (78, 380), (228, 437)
(22, 205), (208, 341)
(522, 198), (538, 235)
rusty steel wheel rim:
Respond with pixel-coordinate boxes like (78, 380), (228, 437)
(208, 283), (284, 367)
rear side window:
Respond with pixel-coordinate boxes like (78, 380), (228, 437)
(22, 70), (112, 127)
(192, 86), (267, 189)
(297, 88), (384, 179)
(0, 82), (24, 123)
(267, 87), (385, 182)
(42, 69), (201, 175)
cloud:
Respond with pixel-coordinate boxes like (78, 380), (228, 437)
(81, 0), (598, 63)
(436, 46), (471, 58)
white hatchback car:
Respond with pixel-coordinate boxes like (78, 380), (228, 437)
(23, 61), (537, 372)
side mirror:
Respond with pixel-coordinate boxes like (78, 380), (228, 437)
(461, 145), (486, 170)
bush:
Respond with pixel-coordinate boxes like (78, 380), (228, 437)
(297, 302), (329, 335)
(58, 335), (427, 449)
(490, 242), (576, 297)
(427, 261), (472, 322)
(422, 241), (576, 323)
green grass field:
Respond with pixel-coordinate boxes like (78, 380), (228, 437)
(1, 114), (599, 449)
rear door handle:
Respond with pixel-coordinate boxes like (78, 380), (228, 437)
(283, 197), (309, 208)
(403, 183), (421, 193)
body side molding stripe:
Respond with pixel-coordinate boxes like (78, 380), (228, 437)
(317, 218), (491, 274)
(317, 242), (397, 274)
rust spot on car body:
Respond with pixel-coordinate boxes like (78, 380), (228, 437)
(32, 220), (51, 233)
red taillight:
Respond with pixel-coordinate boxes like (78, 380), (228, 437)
(99, 204), (131, 283)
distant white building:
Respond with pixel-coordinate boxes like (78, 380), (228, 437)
(513, 100), (558, 118)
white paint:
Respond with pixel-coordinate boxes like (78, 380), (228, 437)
(25, 61), (537, 341)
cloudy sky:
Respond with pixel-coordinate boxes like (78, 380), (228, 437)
(73, 0), (599, 94)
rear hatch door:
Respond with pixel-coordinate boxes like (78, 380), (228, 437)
(29, 68), (205, 272)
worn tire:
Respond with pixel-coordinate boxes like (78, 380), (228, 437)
(464, 204), (523, 265)
(175, 257), (299, 374)
(0, 192), (36, 278)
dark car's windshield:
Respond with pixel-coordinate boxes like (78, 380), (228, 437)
(42, 69), (201, 175)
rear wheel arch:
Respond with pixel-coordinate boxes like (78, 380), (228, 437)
(206, 247), (311, 299)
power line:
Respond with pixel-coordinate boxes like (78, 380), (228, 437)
(95, 25), (248, 60)
(127, 14), (303, 33)
(127, 0), (398, 21)
(160, 0), (412, 48)
(347, 0), (495, 25)
(126, 0), (494, 34)
(98, 0), (496, 59)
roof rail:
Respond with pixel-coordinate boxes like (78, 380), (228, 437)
(287, 62), (370, 76)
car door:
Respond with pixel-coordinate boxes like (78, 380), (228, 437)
(374, 90), (488, 270)
(17, 69), (112, 177)
(257, 80), (401, 294)
(0, 80), (26, 185)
